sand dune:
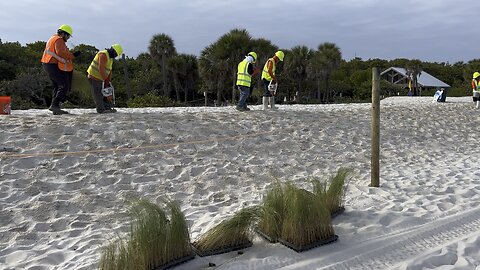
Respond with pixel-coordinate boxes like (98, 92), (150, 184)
(1, 96), (479, 269)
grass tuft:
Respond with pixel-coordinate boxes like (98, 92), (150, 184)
(281, 184), (335, 248)
(193, 206), (261, 253)
(312, 168), (352, 215)
(257, 181), (287, 241)
(98, 199), (191, 270)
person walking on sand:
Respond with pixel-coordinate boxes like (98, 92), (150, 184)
(41, 24), (81, 115)
(236, 51), (259, 111)
(87, 44), (123, 113)
(261, 50), (284, 110)
(472, 72), (480, 109)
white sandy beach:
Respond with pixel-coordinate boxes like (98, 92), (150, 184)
(1, 96), (480, 270)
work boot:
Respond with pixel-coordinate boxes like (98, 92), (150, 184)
(236, 106), (246, 111)
(97, 108), (117, 114)
(241, 104), (251, 111)
(52, 110), (70, 115)
(49, 99), (69, 115)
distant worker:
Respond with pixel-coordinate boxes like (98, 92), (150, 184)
(261, 50), (284, 110)
(41, 24), (81, 115)
(236, 51), (259, 111)
(472, 72), (480, 109)
(87, 44), (123, 113)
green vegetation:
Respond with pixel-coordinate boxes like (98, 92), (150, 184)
(281, 184), (335, 249)
(1, 30), (478, 109)
(257, 182), (286, 242)
(312, 168), (352, 215)
(66, 70), (93, 108)
(127, 92), (181, 108)
(98, 200), (191, 270)
(258, 169), (351, 249)
(192, 206), (260, 254)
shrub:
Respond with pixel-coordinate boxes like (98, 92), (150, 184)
(127, 92), (182, 108)
(67, 70), (94, 108)
(0, 67), (50, 109)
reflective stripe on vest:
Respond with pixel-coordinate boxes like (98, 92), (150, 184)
(236, 59), (252, 87)
(87, 50), (113, 80)
(41, 35), (73, 72)
(474, 79), (480, 91)
(261, 58), (276, 81)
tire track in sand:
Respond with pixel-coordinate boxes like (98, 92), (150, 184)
(282, 207), (480, 270)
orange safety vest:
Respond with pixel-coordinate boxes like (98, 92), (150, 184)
(41, 35), (73, 72)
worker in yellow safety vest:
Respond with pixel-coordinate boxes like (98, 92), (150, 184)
(87, 44), (123, 113)
(261, 51), (284, 110)
(236, 51), (259, 111)
(41, 24), (81, 115)
(472, 72), (480, 108)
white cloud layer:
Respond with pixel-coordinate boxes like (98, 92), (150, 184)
(0, 0), (477, 62)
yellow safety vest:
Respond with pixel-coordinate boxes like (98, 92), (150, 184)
(261, 58), (276, 81)
(473, 79), (480, 92)
(87, 50), (113, 80)
(236, 59), (252, 87)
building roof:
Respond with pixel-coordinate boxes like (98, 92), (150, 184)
(381, 67), (450, 88)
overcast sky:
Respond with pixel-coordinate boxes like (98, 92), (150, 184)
(0, 0), (477, 63)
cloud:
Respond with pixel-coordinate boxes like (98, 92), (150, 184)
(0, 0), (477, 63)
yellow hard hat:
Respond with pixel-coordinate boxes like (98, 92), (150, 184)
(275, 50), (284, 61)
(248, 52), (257, 63)
(111, 44), (123, 57)
(474, 72), (480, 79)
(58, 24), (73, 36)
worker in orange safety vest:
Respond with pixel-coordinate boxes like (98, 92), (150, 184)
(41, 24), (81, 115)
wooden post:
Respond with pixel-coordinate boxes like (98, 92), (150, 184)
(204, 92), (207, 107)
(122, 53), (131, 100)
(371, 67), (380, 187)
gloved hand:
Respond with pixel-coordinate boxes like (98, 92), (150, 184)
(73, 51), (81, 57)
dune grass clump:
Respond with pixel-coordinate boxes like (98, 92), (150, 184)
(192, 206), (261, 255)
(98, 200), (192, 270)
(98, 238), (138, 270)
(280, 183), (335, 251)
(257, 182), (286, 242)
(312, 168), (352, 215)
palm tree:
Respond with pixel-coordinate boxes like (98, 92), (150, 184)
(250, 38), (278, 98)
(168, 54), (198, 104)
(181, 54), (199, 104)
(217, 29), (252, 104)
(168, 56), (184, 102)
(309, 42), (342, 103)
(198, 45), (217, 104)
(148, 34), (177, 97)
(405, 60), (423, 96)
(283, 46), (313, 102)
(199, 29), (252, 105)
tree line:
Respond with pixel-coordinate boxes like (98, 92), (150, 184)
(1, 28), (480, 109)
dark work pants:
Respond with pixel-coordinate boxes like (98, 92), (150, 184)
(263, 78), (273, 97)
(43, 63), (71, 104)
(88, 78), (112, 112)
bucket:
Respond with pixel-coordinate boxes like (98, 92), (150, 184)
(0, 96), (11, 115)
